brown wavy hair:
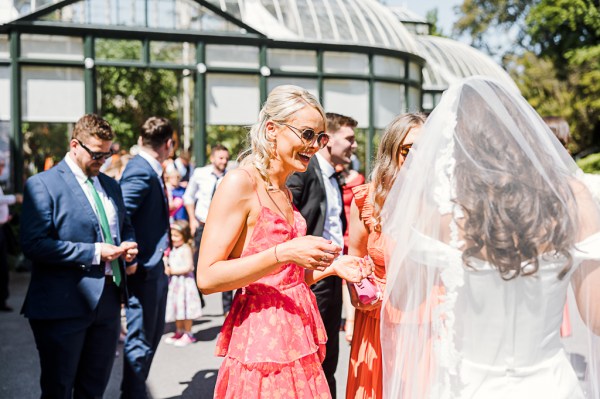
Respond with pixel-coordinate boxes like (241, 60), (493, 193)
(371, 113), (426, 232)
(454, 83), (576, 280)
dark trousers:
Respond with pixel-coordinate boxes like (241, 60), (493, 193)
(311, 275), (343, 398)
(29, 281), (121, 399)
(193, 222), (232, 313)
(121, 269), (168, 399)
(0, 227), (8, 305)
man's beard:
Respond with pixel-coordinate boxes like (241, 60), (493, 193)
(85, 164), (101, 176)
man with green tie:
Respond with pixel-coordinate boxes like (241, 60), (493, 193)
(21, 114), (138, 398)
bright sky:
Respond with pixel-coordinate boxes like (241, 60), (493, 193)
(386, 0), (464, 37)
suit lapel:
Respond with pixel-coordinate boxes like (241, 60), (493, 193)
(56, 160), (102, 240)
(308, 158), (328, 235)
(310, 158), (328, 217)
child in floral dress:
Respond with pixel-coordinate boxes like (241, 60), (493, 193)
(164, 220), (202, 347)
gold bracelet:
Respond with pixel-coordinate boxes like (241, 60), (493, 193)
(274, 245), (280, 263)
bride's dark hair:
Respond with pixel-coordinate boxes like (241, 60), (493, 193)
(454, 82), (576, 280)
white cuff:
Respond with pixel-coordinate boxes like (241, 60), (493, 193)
(94, 243), (102, 265)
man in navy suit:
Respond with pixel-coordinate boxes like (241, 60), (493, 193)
(288, 112), (357, 398)
(21, 114), (138, 399)
(120, 116), (173, 399)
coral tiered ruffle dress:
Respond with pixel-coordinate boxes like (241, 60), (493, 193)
(214, 201), (331, 398)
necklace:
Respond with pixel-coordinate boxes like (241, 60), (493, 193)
(263, 175), (294, 224)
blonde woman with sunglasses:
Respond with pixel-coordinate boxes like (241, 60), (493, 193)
(196, 85), (371, 399)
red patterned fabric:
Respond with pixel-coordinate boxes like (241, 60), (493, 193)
(214, 206), (330, 398)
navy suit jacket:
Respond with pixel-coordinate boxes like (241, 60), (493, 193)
(288, 157), (347, 237)
(20, 160), (135, 320)
(119, 155), (170, 278)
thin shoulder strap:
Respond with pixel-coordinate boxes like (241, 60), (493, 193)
(237, 168), (262, 206)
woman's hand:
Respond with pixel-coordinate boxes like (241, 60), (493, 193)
(278, 236), (342, 271)
(332, 255), (372, 283)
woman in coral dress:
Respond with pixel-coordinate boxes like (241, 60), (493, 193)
(196, 85), (370, 399)
(346, 113), (425, 399)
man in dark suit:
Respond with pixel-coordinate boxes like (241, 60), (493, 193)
(20, 114), (138, 398)
(120, 116), (173, 399)
(288, 112), (358, 398)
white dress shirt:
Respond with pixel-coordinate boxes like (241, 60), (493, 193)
(0, 187), (16, 225)
(65, 154), (118, 274)
(138, 148), (164, 183)
(182, 165), (225, 223)
(315, 153), (344, 249)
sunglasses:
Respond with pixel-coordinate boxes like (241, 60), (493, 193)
(400, 143), (412, 158)
(279, 123), (330, 149)
(77, 139), (114, 161)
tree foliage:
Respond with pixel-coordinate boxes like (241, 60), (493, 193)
(95, 40), (181, 150)
(425, 8), (444, 37)
(455, 0), (600, 158)
(94, 40), (247, 162)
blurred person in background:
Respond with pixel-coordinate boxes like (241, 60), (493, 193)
(0, 157), (22, 311)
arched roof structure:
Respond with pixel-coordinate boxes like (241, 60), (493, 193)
(417, 35), (517, 92)
(206, 0), (420, 53)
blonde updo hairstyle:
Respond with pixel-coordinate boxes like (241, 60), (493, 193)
(239, 85), (325, 181)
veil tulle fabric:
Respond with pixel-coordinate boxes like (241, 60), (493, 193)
(380, 76), (600, 398)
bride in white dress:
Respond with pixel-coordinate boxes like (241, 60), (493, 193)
(380, 76), (600, 398)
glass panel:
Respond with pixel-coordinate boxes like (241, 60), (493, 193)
(206, 45), (259, 69)
(0, 67), (9, 121)
(150, 41), (195, 64)
(423, 93), (434, 111)
(409, 62), (421, 82)
(96, 39), (142, 61)
(22, 122), (72, 178)
(373, 55), (405, 78)
(13, 0), (55, 15)
(206, 125), (247, 161)
(39, 0), (246, 33)
(408, 87), (421, 112)
(207, 74), (260, 125)
(267, 77), (318, 99)
(295, 0), (317, 40)
(374, 82), (404, 129)
(96, 66), (182, 150)
(323, 79), (368, 128)
(21, 34), (83, 61)
(267, 49), (317, 73)
(354, 128), (367, 175)
(0, 35), (9, 59)
(22, 67), (85, 123)
(323, 52), (368, 75)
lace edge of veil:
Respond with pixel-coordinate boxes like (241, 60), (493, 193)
(431, 89), (465, 398)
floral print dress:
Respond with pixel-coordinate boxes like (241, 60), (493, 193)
(214, 192), (331, 398)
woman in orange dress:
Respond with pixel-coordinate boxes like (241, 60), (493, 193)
(345, 113), (425, 399)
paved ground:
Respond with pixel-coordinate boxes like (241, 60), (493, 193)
(1, 270), (592, 398)
(0, 271), (351, 399)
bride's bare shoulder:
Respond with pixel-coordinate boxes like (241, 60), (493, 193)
(567, 177), (600, 241)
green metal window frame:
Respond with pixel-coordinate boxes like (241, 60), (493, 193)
(2, 7), (424, 191)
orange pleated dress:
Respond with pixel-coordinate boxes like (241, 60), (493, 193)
(346, 184), (386, 399)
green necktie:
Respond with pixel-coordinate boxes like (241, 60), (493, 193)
(86, 178), (122, 286)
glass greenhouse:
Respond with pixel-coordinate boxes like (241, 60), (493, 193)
(0, 0), (515, 190)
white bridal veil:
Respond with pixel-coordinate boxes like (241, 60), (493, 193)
(380, 76), (600, 398)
